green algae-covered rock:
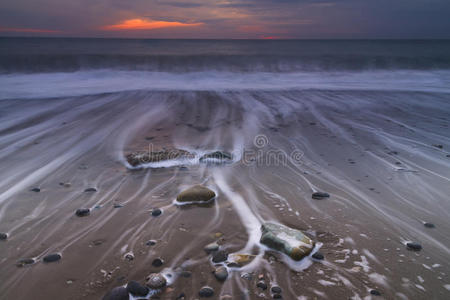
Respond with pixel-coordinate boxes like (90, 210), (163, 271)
(260, 222), (314, 261)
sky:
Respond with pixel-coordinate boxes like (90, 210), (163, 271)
(1, 0), (450, 39)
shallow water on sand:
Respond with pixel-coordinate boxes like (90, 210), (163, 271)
(0, 85), (449, 299)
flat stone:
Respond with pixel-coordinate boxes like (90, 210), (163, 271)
(312, 252), (324, 260)
(204, 242), (219, 253)
(151, 208), (162, 217)
(113, 203), (123, 208)
(273, 294), (282, 299)
(271, 286), (282, 294)
(260, 222), (314, 261)
(31, 187), (40, 192)
(312, 192), (329, 199)
(127, 281), (149, 297)
(16, 258), (35, 267)
(212, 250), (228, 263)
(126, 149), (194, 167)
(370, 289), (381, 296)
(199, 286), (214, 298)
(227, 253), (256, 267)
(406, 242), (422, 251)
(146, 273), (167, 289)
(199, 151), (233, 164)
(84, 187), (97, 192)
(43, 253), (61, 263)
(75, 208), (90, 217)
(0, 232), (7, 240)
(214, 266), (228, 282)
(102, 286), (129, 300)
(176, 185), (216, 203)
(424, 222), (435, 228)
(146, 240), (157, 246)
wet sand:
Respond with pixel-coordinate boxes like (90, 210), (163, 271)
(0, 90), (449, 299)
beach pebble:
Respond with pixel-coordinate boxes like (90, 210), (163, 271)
(16, 258), (35, 267)
(75, 208), (90, 217)
(43, 253), (61, 263)
(146, 273), (167, 289)
(84, 187), (97, 192)
(370, 289), (381, 296)
(424, 222), (435, 228)
(176, 185), (216, 203)
(271, 286), (282, 294)
(59, 182), (71, 188)
(31, 187), (40, 192)
(0, 232), (8, 240)
(214, 266), (228, 282)
(212, 250), (228, 263)
(198, 286), (214, 297)
(204, 242), (219, 253)
(312, 192), (330, 199)
(146, 240), (157, 246)
(124, 253), (134, 261)
(241, 272), (252, 280)
(126, 280), (149, 296)
(102, 286), (129, 300)
(273, 294), (282, 299)
(312, 252), (324, 260)
(151, 208), (162, 217)
(113, 203), (123, 208)
(152, 258), (164, 267)
(257, 281), (268, 290)
(406, 242), (422, 251)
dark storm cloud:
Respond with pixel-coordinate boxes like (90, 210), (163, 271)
(0, 0), (449, 38)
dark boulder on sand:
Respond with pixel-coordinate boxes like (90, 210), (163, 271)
(312, 192), (329, 199)
(127, 280), (149, 296)
(0, 232), (8, 240)
(260, 222), (314, 261)
(424, 222), (435, 228)
(212, 250), (228, 263)
(31, 187), (40, 192)
(151, 208), (162, 217)
(214, 266), (228, 282)
(102, 286), (129, 300)
(126, 149), (194, 167)
(84, 187), (97, 192)
(406, 242), (422, 251)
(199, 151), (233, 164)
(199, 286), (214, 297)
(176, 185), (216, 203)
(312, 252), (324, 260)
(75, 208), (90, 217)
(43, 253), (61, 263)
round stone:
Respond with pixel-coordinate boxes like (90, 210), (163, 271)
(212, 250), (228, 263)
(146, 240), (157, 246)
(214, 266), (228, 282)
(31, 187), (40, 192)
(126, 280), (149, 296)
(257, 281), (267, 290)
(151, 208), (162, 217)
(75, 208), (90, 217)
(312, 252), (324, 260)
(424, 222), (435, 228)
(146, 273), (167, 289)
(370, 289), (381, 296)
(406, 242), (422, 251)
(152, 258), (164, 267)
(102, 286), (129, 300)
(84, 187), (97, 192)
(204, 242), (219, 253)
(271, 286), (282, 294)
(43, 253), (62, 263)
(0, 232), (8, 240)
(199, 286), (214, 298)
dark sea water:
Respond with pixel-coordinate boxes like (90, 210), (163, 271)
(0, 38), (449, 299)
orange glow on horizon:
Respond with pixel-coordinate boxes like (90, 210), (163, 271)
(0, 27), (60, 33)
(102, 18), (203, 31)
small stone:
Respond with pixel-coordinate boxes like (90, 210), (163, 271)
(424, 222), (435, 228)
(60, 182), (71, 188)
(43, 253), (61, 263)
(16, 258), (35, 267)
(241, 272), (252, 280)
(75, 208), (90, 217)
(124, 252), (134, 261)
(273, 294), (282, 299)
(176, 293), (186, 300)
(152, 258), (164, 267)
(113, 203), (123, 208)
(257, 281), (267, 290)
(176, 185), (216, 203)
(370, 289), (381, 296)
(84, 187), (97, 192)
(214, 266), (228, 282)
(227, 253), (256, 267)
(199, 151), (233, 164)
(204, 242), (219, 253)
(312, 252), (324, 260)
(271, 286), (282, 294)
(0, 232), (8, 240)
(102, 286), (129, 300)
(146, 273), (167, 289)
(406, 242), (422, 251)
(151, 208), (162, 217)
(212, 250), (228, 263)
(180, 270), (192, 278)
(198, 286), (214, 298)
(31, 187), (40, 192)
(127, 280), (149, 297)
(146, 240), (157, 246)
(312, 192), (330, 199)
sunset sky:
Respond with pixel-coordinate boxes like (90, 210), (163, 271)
(1, 0), (450, 39)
